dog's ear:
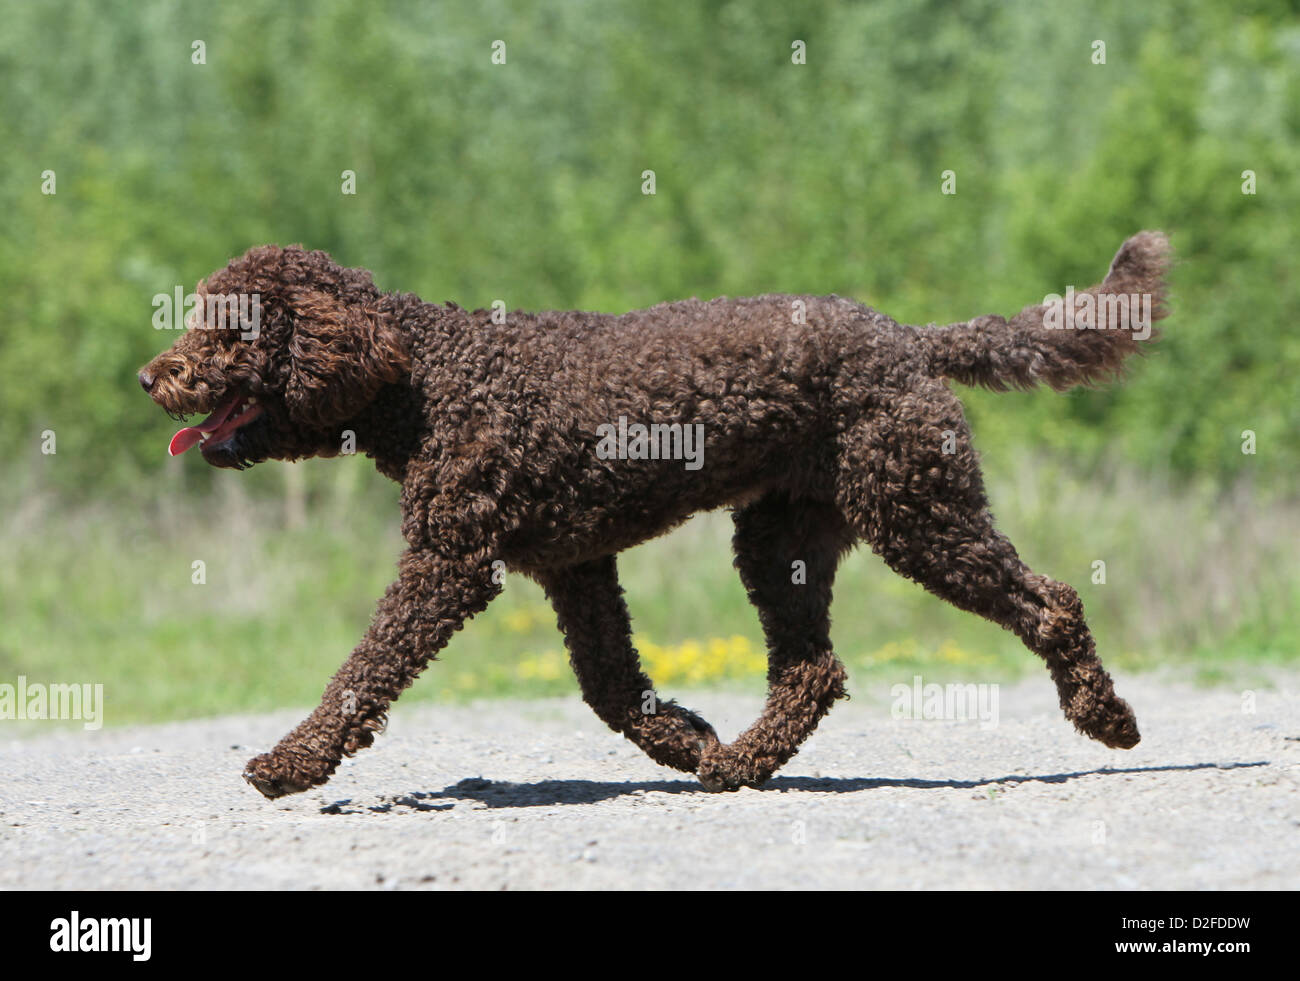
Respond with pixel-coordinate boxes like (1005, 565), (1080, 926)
(284, 287), (411, 427)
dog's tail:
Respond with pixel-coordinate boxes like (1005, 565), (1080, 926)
(921, 231), (1171, 391)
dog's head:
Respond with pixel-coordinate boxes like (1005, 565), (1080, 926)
(139, 245), (411, 469)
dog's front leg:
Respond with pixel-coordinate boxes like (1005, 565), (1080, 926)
(243, 546), (501, 798)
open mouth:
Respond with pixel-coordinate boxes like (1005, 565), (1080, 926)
(167, 390), (265, 457)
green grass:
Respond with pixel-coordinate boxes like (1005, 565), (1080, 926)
(2, 454), (1297, 727)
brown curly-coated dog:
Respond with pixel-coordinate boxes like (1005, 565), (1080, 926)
(140, 232), (1169, 798)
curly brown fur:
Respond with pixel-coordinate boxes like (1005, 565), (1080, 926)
(140, 232), (1169, 797)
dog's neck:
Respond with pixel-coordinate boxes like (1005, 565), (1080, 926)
(392, 292), (475, 349)
(344, 382), (423, 482)
(343, 294), (479, 482)
(330, 292), (431, 481)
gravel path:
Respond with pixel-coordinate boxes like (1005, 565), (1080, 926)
(2, 673), (1296, 889)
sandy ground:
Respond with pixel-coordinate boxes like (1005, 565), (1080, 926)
(2, 673), (1296, 890)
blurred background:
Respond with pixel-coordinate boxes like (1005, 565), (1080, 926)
(1, 0), (1297, 724)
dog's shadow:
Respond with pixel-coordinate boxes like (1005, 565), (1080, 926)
(321, 760), (1267, 814)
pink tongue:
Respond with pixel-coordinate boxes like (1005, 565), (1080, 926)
(168, 427), (205, 456)
(167, 394), (240, 457)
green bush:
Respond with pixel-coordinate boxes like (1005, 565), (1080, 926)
(1, 0), (1296, 495)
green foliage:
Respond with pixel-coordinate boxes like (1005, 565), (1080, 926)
(0, 0), (1296, 493)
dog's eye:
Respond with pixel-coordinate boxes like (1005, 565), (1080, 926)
(170, 367), (182, 377)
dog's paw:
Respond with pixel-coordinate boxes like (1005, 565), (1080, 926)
(243, 751), (334, 799)
(1094, 705), (1141, 749)
(695, 749), (749, 793)
(631, 702), (723, 772)
(1076, 695), (1141, 750)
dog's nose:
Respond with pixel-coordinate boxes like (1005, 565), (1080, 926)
(139, 370), (155, 392)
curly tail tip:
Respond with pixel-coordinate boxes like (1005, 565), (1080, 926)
(927, 231), (1172, 392)
(1103, 229), (1171, 307)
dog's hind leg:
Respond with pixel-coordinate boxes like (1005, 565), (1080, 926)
(694, 492), (854, 791)
(538, 555), (722, 773)
(833, 391), (1140, 750)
